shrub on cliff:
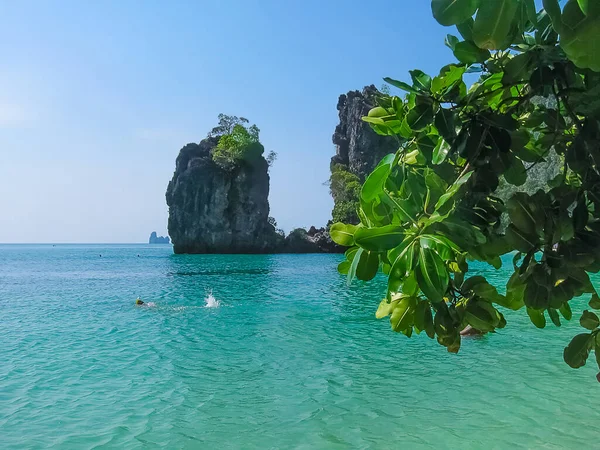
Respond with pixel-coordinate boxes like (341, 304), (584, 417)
(212, 123), (263, 169)
(329, 164), (361, 223)
(208, 114), (277, 170)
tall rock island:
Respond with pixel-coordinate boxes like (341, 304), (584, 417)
(332, 85), (397, 179)
(330, 85), (397, 224)
(165, 96), (395, 255)
(166, 133), (280, 254)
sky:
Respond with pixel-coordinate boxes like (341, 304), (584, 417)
(0, 0), (453, 243)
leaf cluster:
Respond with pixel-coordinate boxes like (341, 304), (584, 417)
(331, 0), (600, 380)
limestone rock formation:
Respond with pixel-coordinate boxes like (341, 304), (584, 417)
(166, 137), (281, 254)
(149, 232), (170, 244)
(328, 85), (398, 225)
(283, 226), (342, 253)
(331, 85), (398, 181)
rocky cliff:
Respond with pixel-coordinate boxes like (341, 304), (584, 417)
(331, 85), (398, 180)
(166, 137), (281, 254)
(283, 227), (341, 253)
(329, 86), (397, 224)
(165, 91), (394, 254)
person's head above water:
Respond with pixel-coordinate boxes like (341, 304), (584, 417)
(135, 298), (144, 305)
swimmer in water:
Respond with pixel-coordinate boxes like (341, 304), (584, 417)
(135, 298), (156, 307)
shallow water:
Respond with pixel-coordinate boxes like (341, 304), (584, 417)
(0, 244), (598, 449)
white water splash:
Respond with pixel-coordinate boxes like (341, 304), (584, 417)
(205, 291), (220, 308)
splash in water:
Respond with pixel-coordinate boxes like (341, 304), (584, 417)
(205, 291), (220, 308)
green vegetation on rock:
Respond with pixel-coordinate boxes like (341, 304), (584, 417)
(331, 0), (600, 381)
(209, 114), (276, 170)
(329, 164), (362, 224)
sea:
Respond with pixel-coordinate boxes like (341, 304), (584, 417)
(0, 244), (598, 449)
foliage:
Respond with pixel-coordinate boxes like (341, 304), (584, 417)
(210, 116), (265, 170)
(288, 228), (308, 240)
(331, 0), (600, 380)
(329, 164), (362, 223)
(208, 114), (250, 138)
(268, 216), (285, 237)
(266, 151), (278, 168)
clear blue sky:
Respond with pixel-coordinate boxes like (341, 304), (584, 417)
(0, 0), (453, 243)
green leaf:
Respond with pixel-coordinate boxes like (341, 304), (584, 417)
(445, 34), (460, 50)
(376, 298), (398, 319)
(354, 225), (405, 252)
(580, 310), (600, 330)
(424, 169), (448, 209)
(564, 333), (593, 368)
(589, 293), (600, 309)
(360, 155), (394, 221)
(502, 52), (536, 84)
(420, 235), (455, 261)
(506, 192), (539, 236)
(558, 0), (600, 71)
(524, 0), (538, 25)
(435, 108), (456, 142)
(402, 272), (419, 297)
(472, 280), (508, 306)
(337, 260), (351, 275)
(577, 0), (589, 15)
(465, 300), (498, 332)
(417, 135), (438, 161)
(524, 278), (550, 310)
(432, 138), (451, 165)
(416, 246), (449, 303)
(431, 0), (480, 26)
(362, 116), (386, 125)
(390, 296), (417, 332)
(506, 225), (538, 253)
(347, 248), (363, 286)
(434, 171), (473, 211)
(505, 272), (526, 310)
(414, 300), (435, 338)
(453, 40), (491, 64)
(473, 0), (520, 50)
(456, 17), (475, 40)
(527, 307), (546, 328)
(542, 0), (563, 32)
(383, 77), (417, 93)
(329, 223), (357, 247)
(548, 308), (561, 327)
(406, 103), (435, 131)
(432, 65), (466, 96)
(559, 302), (573, 320)
(356, 249), (379, 282)
(410, 69), (432, 91)
(504, 156), (527, 186)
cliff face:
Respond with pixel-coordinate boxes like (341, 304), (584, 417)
(283, 227), (341, 253)
(331, 85), (398, 181)
(166, 137), (281, 254)
(328, 85), (398, 225)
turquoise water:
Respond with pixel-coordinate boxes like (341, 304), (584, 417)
(1, 244), (598, 449)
